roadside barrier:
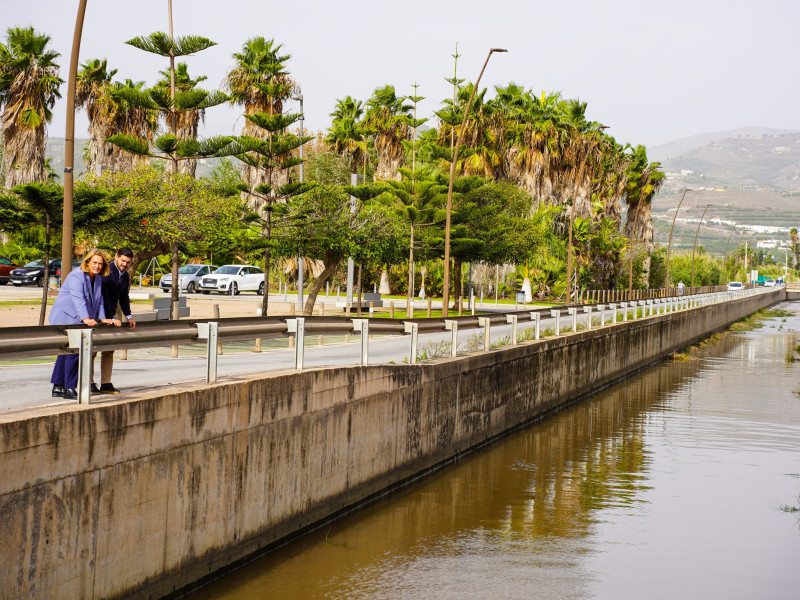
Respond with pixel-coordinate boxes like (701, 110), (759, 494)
(0, 286), (779, 404)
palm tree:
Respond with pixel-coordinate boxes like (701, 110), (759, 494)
(364, 85), (412, 181)
(624, 145), (664, 286)
(76, 59), (157, 174)
(225, 37), (297, 192)
(383, 166), (446, 315)
(790, 227), (798, 269)
(325, 96), (368, 172)
(0, 27), (62, 188)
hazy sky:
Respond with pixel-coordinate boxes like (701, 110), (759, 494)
(4, 0), (799, 149)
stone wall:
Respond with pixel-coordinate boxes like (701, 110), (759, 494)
(0, 289), (783, 600)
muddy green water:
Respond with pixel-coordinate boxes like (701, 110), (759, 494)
(189, 304), (800, 600)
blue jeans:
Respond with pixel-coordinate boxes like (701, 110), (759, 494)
(51, 354), (79, 388)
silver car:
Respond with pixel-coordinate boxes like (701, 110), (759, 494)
(197, 264), (266, 295)
(160, 264), (216, 294)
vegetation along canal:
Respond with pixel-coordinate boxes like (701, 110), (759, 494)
(189, 304), (800, 600)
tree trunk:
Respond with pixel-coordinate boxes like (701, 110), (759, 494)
(261, 202), (272, 317)
(170, 241), (179, 319)
(38, 216), (50, 326)
(453, 259), (463, 304)
(303, 253), (341, 315)
(407, 225), (415, 317)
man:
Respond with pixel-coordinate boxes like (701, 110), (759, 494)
(92, 248), (136, 394)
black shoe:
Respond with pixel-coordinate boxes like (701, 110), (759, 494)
(91, 383), (102, 395)
(52, 384), (65, 397)
(63, 388), (78, 399)
(99, 383), (120, 394)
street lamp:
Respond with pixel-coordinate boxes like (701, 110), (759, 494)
(722, 227), (736, 285)
(442, 47), (507, 315)
(295, 93), (305, 311)
(690, 203), (711, 288)
(61, 0), (89, 280)
(664, 187), (691, 289)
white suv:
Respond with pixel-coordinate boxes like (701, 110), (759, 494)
(198, 264), (266, 295)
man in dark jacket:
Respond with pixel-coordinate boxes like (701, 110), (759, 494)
(93, 247), (136, 394)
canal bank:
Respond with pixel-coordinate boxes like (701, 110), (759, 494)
(0, 289), (783, 600)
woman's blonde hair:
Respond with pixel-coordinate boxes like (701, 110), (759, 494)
(80, 249), (110, 277)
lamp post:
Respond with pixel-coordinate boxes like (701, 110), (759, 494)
(441, 47), (507, 315)
(690, 203), (711, 288)
(60, 0), (89, 279)
(664, 187), (691, 289)
(722, 227), (736, 285)
(295, 94), (304, 311)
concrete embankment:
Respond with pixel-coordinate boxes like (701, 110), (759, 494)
(0, 289), (783, 600)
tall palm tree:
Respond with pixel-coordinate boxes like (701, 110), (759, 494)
(325, 96), (368, 173)
(76, 59), (157, 174)
(364, 85), (412, 181)
(225, 37), (296, 192)
(624, 145), (664, 286)
(0, 27), (62, 188)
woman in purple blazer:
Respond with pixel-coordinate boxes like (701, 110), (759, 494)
(50, 250), (120, 398)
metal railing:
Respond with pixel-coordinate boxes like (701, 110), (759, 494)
(0, 286), (779, 404)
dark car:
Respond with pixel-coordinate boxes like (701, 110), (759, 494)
(10, 259), (81, 287)
(0, 255), (19, 285)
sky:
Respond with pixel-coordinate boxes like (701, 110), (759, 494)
(3, 0), (799, 150)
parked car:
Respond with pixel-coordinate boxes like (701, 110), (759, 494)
(727, 281), (743, 291)
(764, 279), (776, 287)
(159, 264), (217, 294)
(0, 255), (19, 285)
(197, 264), (266, 295)
(10, 259), (81, 287)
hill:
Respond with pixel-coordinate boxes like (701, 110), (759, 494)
(650, 129), (800, 258)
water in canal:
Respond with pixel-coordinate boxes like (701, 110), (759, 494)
(190, 304), (800, 600)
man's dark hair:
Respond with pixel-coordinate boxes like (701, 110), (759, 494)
(116, 248), (134, 258)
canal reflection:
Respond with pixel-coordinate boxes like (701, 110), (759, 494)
(191, 306), (800, 600)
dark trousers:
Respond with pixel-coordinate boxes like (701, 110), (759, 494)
(51, 354), (79, 388)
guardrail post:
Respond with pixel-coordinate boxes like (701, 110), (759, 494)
(549, 309), (561, 336)
(529, 312), (541, 340)
(582, 305), (592, 329)
(195, 322), (219, 383)
(353, 319), (369, 365)
(620, 301), (628, 321)
(286, 317), (305, 369)
(567, 307), (578, 332)
(506, 314), (518, 345)
(478, 317), (491, 350)
(403, 322), (419, 364)
(444, 320), (459, 356)
(610, 302), (617, 324)
(67, 328), (93, 404)
(597, 304), (606, 326)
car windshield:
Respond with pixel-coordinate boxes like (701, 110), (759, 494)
(23, 260), (45, 268)
(178, 265), (201, 274)
(215, 266), (240, 275)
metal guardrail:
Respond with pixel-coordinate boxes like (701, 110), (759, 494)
(0, 286), (780, 404)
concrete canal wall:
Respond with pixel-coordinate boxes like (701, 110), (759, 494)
(0, 289), (784, 600)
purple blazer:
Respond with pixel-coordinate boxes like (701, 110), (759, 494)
(49, 268), (106, 326)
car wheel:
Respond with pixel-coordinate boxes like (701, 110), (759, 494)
(0, 280), (6, 286)
(36, 277), (44, 287)
(258, 282), (265, 296)
(187, 282), (196, 294)
(230, 282), (238, 296)
(12, 283), (21, 287)
(202, 291), (210, 295)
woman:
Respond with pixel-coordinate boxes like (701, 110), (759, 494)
(50, 250), (120, 399)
